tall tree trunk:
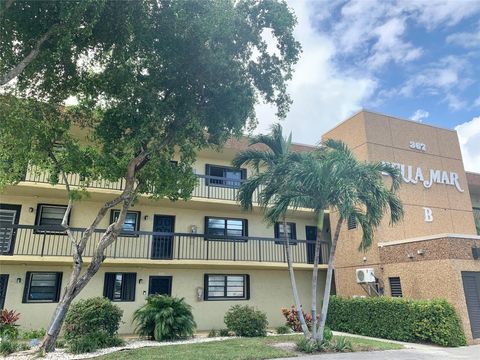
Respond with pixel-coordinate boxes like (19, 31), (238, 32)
(40, 152), (147, 353)
(310, 209), (324, 339)
(283, 216), (310, 338)
(316, 217), (342, 341)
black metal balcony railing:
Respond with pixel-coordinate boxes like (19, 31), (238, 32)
(21, 166), (259, 202)
(0, 225), (330, 265)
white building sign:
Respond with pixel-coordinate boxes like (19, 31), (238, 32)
(381, 162), (464, 192)
(423, 207), (433, 222)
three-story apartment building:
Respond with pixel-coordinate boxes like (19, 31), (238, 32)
(1, 110), (479, 342)
(0, 137), (329, 334)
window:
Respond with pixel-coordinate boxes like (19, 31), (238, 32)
(205, 217), (248, 240)
(35, 204), (68, 233)
(205, 164), (246, 188)
(274, 222), (297, 244)
(103, 273), (136, 302)
(23, 272), (62, 303)
(389, 277), (403, 297)
(204, 274), (249, 300)
(347, 215), (357, 230)
(110, 210), (141, 234)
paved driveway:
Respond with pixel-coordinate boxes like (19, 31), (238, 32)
(279, 345), (480, 360)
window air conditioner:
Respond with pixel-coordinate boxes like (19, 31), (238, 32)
(356, 268), (376, 283)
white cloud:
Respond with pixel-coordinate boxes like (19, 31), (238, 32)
(254, 1), (376, 144)
(455, 116), (480, 173)
(254, 1), (480, 144)
(410, 109), (429, 122)
(446, 27), (480, 49)
(404, 0), (480, 29)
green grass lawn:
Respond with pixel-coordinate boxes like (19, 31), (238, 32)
(95, 335), (403, 360)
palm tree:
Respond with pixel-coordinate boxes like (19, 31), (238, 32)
(232, 123), (311, 337)
(266, 139), (404, 341)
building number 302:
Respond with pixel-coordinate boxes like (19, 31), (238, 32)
(409, 141), (426, 151)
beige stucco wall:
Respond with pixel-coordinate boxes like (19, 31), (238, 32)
(1, 263), (324, 334)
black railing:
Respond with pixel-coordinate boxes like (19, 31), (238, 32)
(0, 224), (330, 265)
(22, 166), (261, 202)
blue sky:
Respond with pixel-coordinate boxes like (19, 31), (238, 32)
(255, 0), (480, 172)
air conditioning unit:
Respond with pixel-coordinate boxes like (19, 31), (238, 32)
(356, 268), (376, 283)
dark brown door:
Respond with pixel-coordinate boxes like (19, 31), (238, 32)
(151, 215), (175, 259)
(462, 271), (480, 339)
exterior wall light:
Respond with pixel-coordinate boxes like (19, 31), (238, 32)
(16, 277), (22, 283)
(28, 207), (34, 213)
(190, 225), (197, 234)
(138, 278), (143, 284)
(143, 215), (149, 221)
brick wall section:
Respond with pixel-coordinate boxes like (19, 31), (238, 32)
(379, 237), (479, 264)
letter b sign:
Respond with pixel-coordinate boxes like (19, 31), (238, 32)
(423, 207), (433, 222)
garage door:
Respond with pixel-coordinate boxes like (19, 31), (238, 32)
(462, 272), (480, 339)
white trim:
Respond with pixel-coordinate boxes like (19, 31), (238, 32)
(378, 233), (480, 247)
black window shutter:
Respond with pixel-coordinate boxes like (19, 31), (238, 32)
(135, 212), (142, 231)
(241, 169), (247, 180)
(22, 272), (32, 303)
(244, 219), (248, 237)
(0, 274), (9, 309)
(103, 273), (115, 300)
(291, 223), (297, 240)
(274, 223), (279, 238)
(54, 272), (63, 302)
(203, 274), (209, 300)
(205, 164), (211, 176)
(122, 273), (136, 301)
(204, 217), (210, 239)
(245, 275), (250, 300)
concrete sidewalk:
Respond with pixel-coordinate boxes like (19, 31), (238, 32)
(281, 345), (480, 359)
(279, 332), (480, 360)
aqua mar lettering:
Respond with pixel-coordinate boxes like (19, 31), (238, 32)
(381, 162), (464, 192)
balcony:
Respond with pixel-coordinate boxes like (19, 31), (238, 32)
(20, 166), (258, 203)
(0, 225), (330, 265)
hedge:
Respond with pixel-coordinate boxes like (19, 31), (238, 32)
(326, 296), (466, 347)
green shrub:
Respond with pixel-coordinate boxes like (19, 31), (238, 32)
(17, 343), (30, 351)
(296, 337), (327, 353)
(224, 305), (268, 337)
(323, 326), (333, 342)
(0, 309), (20, 340)
(55, 339), (66, 348)
(22, 328), (46, 340)
(281, 305), (315, 332)
(133, 295), (196, 341)
(207, 329), (218, 337)
(0, 338), (18, 356)
(331, 336), (353, 352)
(218, 329), (230, 337)
(276, 325), (291, 334)
(68, 331), (124, 354)
(326, 296), (466, 347)
(64, 297), (123, 353)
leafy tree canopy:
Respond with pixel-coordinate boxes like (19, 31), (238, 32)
(0, 0), (301, 199)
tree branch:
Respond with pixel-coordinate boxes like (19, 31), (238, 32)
(0, 25), (58, 86)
